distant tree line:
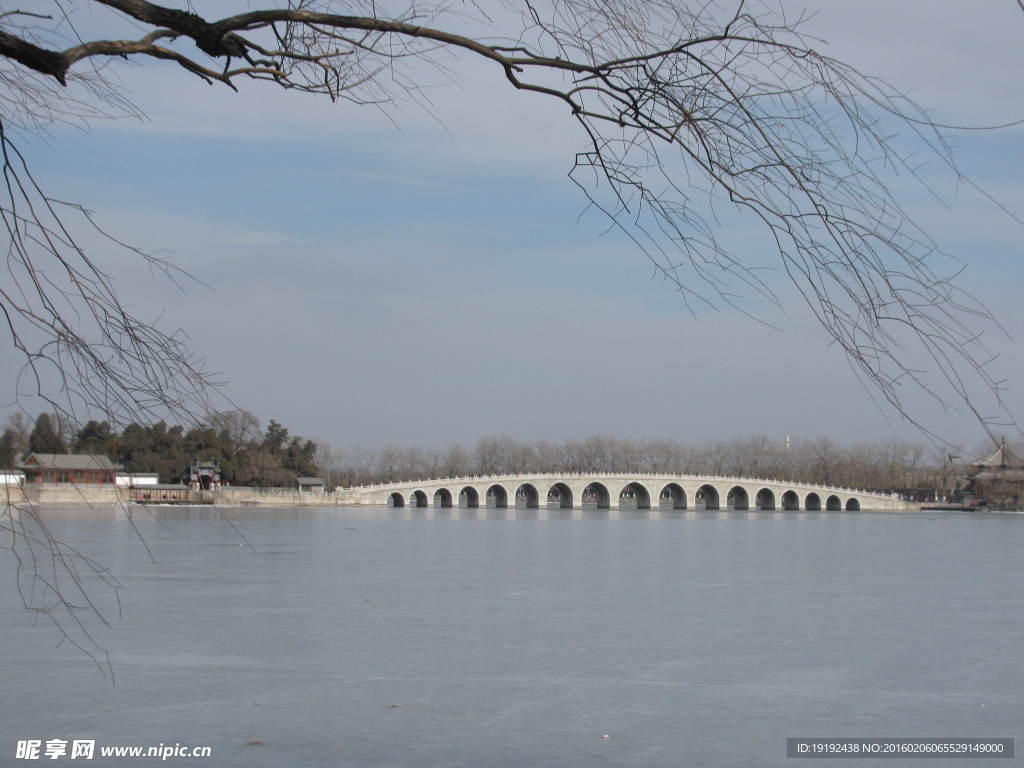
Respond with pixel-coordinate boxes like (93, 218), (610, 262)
(1, 411), (1010, 494)
(324, 434), (1011, 495)
(0, 411), (318, 486)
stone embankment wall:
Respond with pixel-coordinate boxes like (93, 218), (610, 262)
(214, 488), (339, 506)
(2, 485), (28, 504)
(16, 484), (124, 504)
(2, 484), (340, 507)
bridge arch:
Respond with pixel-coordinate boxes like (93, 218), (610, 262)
(845, 498), (860, 511)
(805, 492), (821, 511)
(618, 482), (651, 510)
(486, 484), (508, 509)
(695, 484), (720, 510)
(459, 486), (479, 508)
(826, 494), (842, 511)
(546, 482), (573, 509)
(781, 490), (799, 510)
(659, 483), (687, 510)
(434, 488), (453, 508)
(388, 491), (405, 508)
(726, 485), (748, 510)
(582, 482), (611, 509)
(515, 483), (540, 509)
(411, 490), (429, 508)
(755, 488), (775, 511)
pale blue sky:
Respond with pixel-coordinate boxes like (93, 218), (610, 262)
(3, 1), (1023, 450)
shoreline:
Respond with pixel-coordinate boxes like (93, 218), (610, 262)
(7, 484), (1006, 513)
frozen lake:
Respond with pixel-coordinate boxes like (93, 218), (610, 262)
(1, 506), (1021, 766)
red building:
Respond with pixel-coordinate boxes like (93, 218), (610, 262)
(18, 453), (121, 484)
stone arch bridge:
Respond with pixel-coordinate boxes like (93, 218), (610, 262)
(335, 473), (907, 512)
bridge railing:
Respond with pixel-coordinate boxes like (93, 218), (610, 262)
(224, 486), (340, 496)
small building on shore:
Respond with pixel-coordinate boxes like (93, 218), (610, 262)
(129, 483), (193, 504)
(18, 453), (120, 484)
(297, 477), (325, 494)
(1, 470), (25, 486)
(115, 472), (159, 487)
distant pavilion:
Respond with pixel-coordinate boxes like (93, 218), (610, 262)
(962, 439), (1024, 509)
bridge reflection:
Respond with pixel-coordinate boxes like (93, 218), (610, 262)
(387, 506), (865, 521)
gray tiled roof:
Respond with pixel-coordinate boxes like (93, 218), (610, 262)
(19, 453), (120, 471)
(971, 469), (1024, 481)
(972, 439), (1023, 469)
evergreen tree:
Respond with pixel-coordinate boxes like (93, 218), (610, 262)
(0, 429), (16, 468)
(3, 413), (30, 457)
(284, 437), (318, 477)
(29, 413), (66, 454)
(73, 420), (113, 456)
(262, 420), (289, 457)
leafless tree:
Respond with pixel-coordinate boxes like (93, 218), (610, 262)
(328, 431), (974, 492)
(474, 434), (522, 475)
(4, 411), (30, 455)
(0, 96), (216, 427)
(206, 409), (262, 452)
(312, 439), (340, 487)
(440, 443), (471, 478)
